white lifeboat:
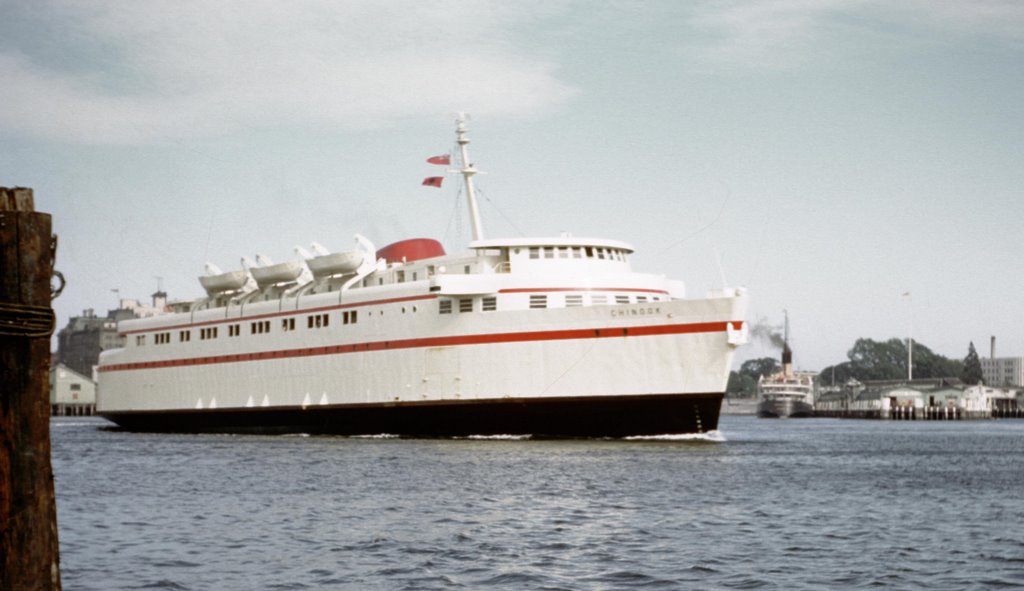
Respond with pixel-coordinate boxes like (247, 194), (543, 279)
(307, 251), (364, 278)
(199, 263), (251, 295)
(199, 270), (250, 295)
(248, 255), (305, 288)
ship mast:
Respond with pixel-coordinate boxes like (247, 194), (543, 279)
(455, 113), (485, 242)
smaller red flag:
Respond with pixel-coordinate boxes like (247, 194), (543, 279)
(422, 176), (444, 188)
(426, 154), (450, 165)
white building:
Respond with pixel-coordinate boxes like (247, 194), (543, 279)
(49, 363), (96, 415)
(961, 384), (1019, 414)
(981, 356), (1023, 387)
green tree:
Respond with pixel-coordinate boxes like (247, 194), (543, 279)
(739, 357), (781, 381)
(726, 371), (758, 398)
(817, 337), (964, 383)
(726, 356), (781, 398)
(846, 338), (908, 380)
(961, 341), (984, 385)
(911, 342), (963, 378)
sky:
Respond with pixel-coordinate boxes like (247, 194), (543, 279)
(2, 0), (1022, 372)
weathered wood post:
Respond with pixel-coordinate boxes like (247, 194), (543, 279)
(0, 187), (62, 590)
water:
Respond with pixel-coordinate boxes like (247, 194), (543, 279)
(52, 416), (1024, 590)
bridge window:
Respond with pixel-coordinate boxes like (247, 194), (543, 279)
(530, 295), (547, 309)
(482, 296), (496, 311)
(439, 300), (452, 314)
(459, 299), (473, 313)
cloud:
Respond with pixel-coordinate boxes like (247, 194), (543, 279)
(0, 1), (576, 144)
(682, 0), (1024, 71)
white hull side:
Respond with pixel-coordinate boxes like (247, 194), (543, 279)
(98, 296), (746, 416)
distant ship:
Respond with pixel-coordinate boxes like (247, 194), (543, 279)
(757, 313), (815, 418)
(97, 115), (750, 437)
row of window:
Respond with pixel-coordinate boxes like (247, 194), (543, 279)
(439, 297), (498, 315)
(528, 246), (627, 262)
(134, 291), (662, 345)
(440, 293), (662, 314)
(135, 311), (361, 346)
(362, 266), (450, 288)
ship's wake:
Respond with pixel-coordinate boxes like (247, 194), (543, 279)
(625, 429), (727, 442)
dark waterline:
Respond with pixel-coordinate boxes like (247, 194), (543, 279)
(52, 416), (1024, 590)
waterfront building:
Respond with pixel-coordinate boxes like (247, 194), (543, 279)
(57, 292), (169, 377)
(981, 356), (1023, 387)
(815, 377), (1021, 419)
(49, 363), (96, 416)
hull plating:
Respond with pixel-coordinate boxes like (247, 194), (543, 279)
(757, 398), (814, 418)
(100, 392), (723, 437)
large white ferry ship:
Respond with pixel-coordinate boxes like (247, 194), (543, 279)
(97, 116), (749, 436)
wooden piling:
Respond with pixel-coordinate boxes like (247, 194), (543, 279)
(0, 187), (62, 590)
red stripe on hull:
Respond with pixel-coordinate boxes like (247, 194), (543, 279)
(498, 287), (669, 294)
(99, 320), (744, 373)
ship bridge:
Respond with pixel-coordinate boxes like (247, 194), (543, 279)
(469, 236), (634, 274)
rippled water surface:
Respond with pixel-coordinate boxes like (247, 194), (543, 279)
(52, 416), (1024, 590)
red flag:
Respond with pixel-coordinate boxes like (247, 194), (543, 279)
(426, 154), (450, 165)
(422, 176), (444, 188)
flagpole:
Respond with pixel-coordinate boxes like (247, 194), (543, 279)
(455, 113), (485, 242)
(902, 291), (913, 381)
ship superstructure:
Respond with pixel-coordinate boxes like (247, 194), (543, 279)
(97, 116), (749, 436)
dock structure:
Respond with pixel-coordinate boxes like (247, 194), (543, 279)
(0, 188), (62, 590)
(815, 378), (1022, 420)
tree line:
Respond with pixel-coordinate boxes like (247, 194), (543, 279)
(728, 338), (985, 397)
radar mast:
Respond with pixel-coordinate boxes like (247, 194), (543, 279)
(455, 113), (485, 241)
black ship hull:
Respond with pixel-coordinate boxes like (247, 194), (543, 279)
(757, 398), (814, 419)
(100, 391), (724, 437)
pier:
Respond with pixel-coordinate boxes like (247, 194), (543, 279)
(814, 378), (1022, 420)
